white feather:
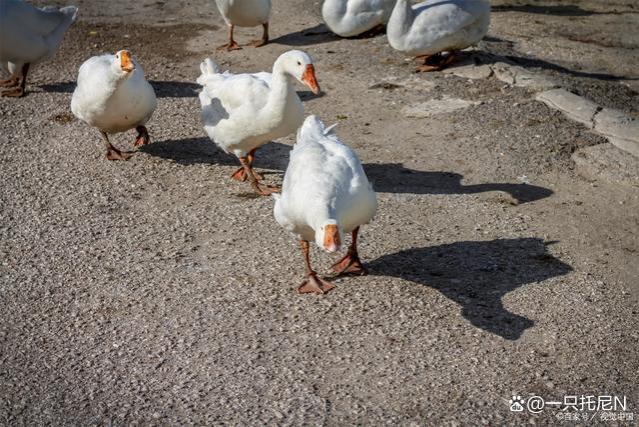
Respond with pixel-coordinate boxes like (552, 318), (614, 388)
(71, 52), (157, 134)
(323, 123), (339, 135)
(214, 0), (271, 27)
(322, 0), (395, 37)
(387, 0), (491, 56)
(274, 115), (377, 249)
(196, 50), (316, 158)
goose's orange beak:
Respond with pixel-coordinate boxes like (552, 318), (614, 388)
(120, 51), (135, 73)
(301, 64), (320, 95)
(323, 224), (340, 253)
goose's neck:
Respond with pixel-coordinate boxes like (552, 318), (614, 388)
(389, 0), (414, 36)
(262, 62), (295, 121)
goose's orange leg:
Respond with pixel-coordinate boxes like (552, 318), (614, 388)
(134, 125), (151, 147)
(231, 148), (264, 181)
(102, 131), (133, 161)
(217, 25), (242, 51)
(0, 76), (19, 88)
(1, 63), (29, 97)
(331, 226), (367, 275)
(248, 23), (269, 47)
(238, 155), (279, 195)
(298, 240), (335, 294)
(415, 52), (458, 73)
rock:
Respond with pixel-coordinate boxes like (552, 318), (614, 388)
(535, 89), (599, 129)
(512, 69), (558, 90)
(572, 143), (639, 187)
(401, 97), (481, 118)
(491, 62), (516, 85)
(593, 108), (639, 158)
(443, 62), (493, 80)
(536, 90), (639, 157)
(493, 62), (558, 90)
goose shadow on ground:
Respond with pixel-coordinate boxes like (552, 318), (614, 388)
(139, 136), (291, 171)
(368, 238), (572, 340)
(150, 81), (199, 98)
(476, 38), (638, 82)
(298, 90), (326, 101)
(504, 55), (638, 82)
(39, 80), (200, 98)
(271, 23), (385, 47)
(39, 81), (75, 93)
(40, 80), (324, 99)
(270, 24), (341, 46)
(492, 4), (615, 16)
(364, 163), (552, 204)
(138, 152), (551, 203)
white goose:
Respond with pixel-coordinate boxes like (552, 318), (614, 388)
(322, 0), (395, 38)
(214, 0), (271, 51)
(71, 50), (157, 160)
(387, 0), (490, 72)
(197, 50), (320, 195)
(273, 115), (377, 294)
(0, 0), (78, 97)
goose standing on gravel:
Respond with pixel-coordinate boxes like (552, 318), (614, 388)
(214, 0), (271, 51)
(197, 50), (320, 195)
(273, 115), (377, 294)
(71, 50), (157, 160)
(0, 0), (78, 97)
(322, 0), (395, 38)
(387, 0), (490, 72)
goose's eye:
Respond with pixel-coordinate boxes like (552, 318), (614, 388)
(297, 61), (301, 66)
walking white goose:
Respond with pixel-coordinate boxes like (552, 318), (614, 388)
(214, 0), (271, 51)
(273, 115), (377, 294)
(322, 0), (395, 38)
(387, 0), (490, 72)
(71, 50), (157, 160)
(197, 50), (320, 195)
(0, 0), (78, 97)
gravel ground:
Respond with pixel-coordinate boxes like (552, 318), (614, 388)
(1, 0), (638, 425)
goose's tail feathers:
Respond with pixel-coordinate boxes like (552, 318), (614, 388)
(197, 58), (222, 86)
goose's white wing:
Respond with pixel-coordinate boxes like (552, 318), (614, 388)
(323, 0), (393, 37)
(71, 55), (114, 121)
(408, 0), (489, 49)
(198, 68), (274, 154)
(200, 72), (271, 114)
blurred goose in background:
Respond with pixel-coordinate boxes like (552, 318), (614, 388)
(197, 50), (320, 195)
(0, 0), (78, 97)
(387, 0), (490, 72)
(274, 115), (377, 294)
(322, 0), (395, 37)
(214, 0), (271, 51)
(71, 50), (157, 160)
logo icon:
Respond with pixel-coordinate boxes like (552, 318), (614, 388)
(510, 396), (525, 412)
(527, 395), (546, 413)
